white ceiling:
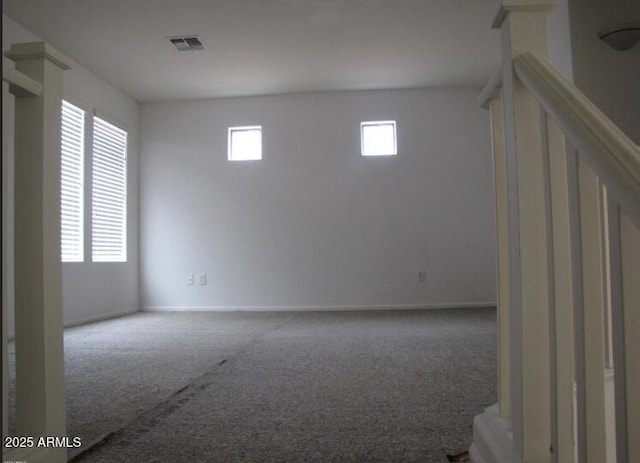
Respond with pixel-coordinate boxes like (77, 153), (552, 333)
(2, 0), (501, 103)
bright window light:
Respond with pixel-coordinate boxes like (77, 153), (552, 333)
(228, 126), (262, 161)
(92, 116), (128, 262)
(60, 100), (85, 262)
(361, 121), (397, 156)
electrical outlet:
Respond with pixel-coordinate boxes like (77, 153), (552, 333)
(186, 273), (194, 286)
(198, 273), (207, 286)
(417, 270), (426, 283)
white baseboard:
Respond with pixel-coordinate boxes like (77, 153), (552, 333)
(7, 308), (139, 340)
(63, 308), (139, 328)
(6, 303), (495, 338)
(470, 404), (515, 463)
(143, 302), (496, 312)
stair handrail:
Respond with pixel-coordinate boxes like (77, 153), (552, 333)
(513, 51), (640, 228)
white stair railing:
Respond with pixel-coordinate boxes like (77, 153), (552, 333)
(513, 52), (640, 229)
(471, 3), (640, 462)
(514, 51), (640, 463)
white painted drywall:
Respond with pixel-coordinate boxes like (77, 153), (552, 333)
(547, 0), (574, 82)
(140, 89), (496, 310)
(568, 0), (640, 144)
(3, 14), (140, 334)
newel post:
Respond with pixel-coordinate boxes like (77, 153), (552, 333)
(488, 87), (511, 427)
(495, 1), (556, 461)
(479, 74), (512, 427)
(5, 42), (71, 463)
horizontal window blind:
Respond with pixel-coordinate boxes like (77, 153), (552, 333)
(60, 100), (85, 262)
(91, 116), (127, 262)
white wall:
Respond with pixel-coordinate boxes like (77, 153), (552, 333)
(547, 0), (574, 82)
(3, 14), (140, 333)
(140, 89), (496, 310)
(568, 0), (640, 145)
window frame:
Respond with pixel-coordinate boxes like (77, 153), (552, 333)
(228, 125), (263, 161)
(360, 120), (397, 157)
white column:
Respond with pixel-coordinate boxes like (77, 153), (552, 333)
(495, 1), (555, 461)
(3, 61), (44, 444)
(5, 42), (71, 463)
(489, 95), (512, 424)
(470, 82), (517, 463)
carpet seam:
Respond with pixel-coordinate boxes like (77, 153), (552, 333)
(68, 313), (298, 461)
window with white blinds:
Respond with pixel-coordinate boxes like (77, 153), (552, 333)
(60, 100), (85, 262)
(91, 116), (128, 262)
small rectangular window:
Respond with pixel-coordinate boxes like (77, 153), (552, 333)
(361, 120), (397, 156)
(92, 116), (127, 262)
(60, 100), (85, 262)
(228, 126), (262, 161)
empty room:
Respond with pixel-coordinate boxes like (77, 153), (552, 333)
(3, 0), (639, 462)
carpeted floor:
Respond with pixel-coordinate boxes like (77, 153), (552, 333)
(7, 308), (496, 462)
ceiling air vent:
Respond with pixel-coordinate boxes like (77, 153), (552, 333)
(169, 36), (205, 52)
